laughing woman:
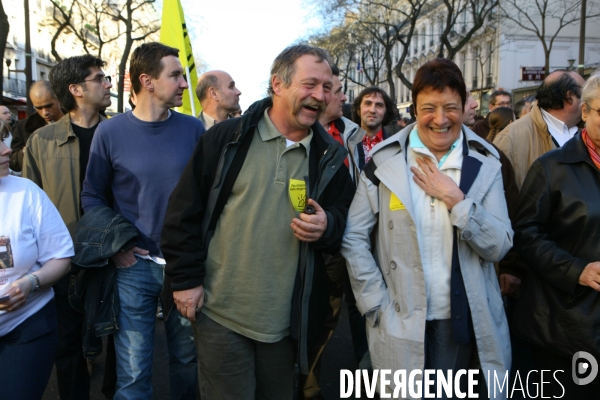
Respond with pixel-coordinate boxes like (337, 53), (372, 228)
(342, 58), (512, 399)
(0, 139), (73, 399)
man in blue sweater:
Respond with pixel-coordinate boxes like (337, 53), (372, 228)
(81, 42), (205, 400)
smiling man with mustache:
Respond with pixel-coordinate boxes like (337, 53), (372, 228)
(162, 44), (355, 399)
(80, 42), (205, 400)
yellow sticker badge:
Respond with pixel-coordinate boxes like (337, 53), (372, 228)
(389, 193), (406, 211)
(289, 179), (307, 212)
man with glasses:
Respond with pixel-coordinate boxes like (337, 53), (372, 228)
(471, 89), (512, 138)
(23, 55), (112, 400)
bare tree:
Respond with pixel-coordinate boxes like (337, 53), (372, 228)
(103, 0), (159, 112)
(0, 0), (9, 104)
(48, 0), (159, 112)
(49, 0), (122, 61)
(308, 23), (360, 93)
(310, 0), (428, 99)
(310, 0), (497, 97)
(438, 0), (500, 60)
(500, 0), (600, 74)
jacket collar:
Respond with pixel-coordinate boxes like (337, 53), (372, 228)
(55, 113), (77, 146)
(530, 104), (554, 141)
(371, 123), (496, 222)
(558, 133), (593, 166)
(55, 112), (107, 146)
(333, 117), (346, 134)
(342, 116), (366, 147)
(371, 122), (499, 159)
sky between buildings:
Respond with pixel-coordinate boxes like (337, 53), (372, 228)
(156, 0), (324, 111)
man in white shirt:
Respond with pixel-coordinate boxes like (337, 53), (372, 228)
(493, 70), (585, 188)
(195, 70), (242, 129)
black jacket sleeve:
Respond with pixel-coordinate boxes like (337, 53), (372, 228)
(496, 146), (528, 279)
(161, 124), (231, 291)
(514, 159), (588, 295)
(9, 119), (28, 172)
(312, 164), (355, 255)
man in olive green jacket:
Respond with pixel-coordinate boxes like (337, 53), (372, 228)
(23, 54), (112, 400)
(24, 113), (104, 237)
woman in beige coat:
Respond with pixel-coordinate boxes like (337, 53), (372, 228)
(341, 59), (513, 399)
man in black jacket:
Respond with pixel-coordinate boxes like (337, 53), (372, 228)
(162, 44), (354, 399)
(10, 80), (64, 172)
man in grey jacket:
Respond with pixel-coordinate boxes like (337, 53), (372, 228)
(319, 65), (366, 184)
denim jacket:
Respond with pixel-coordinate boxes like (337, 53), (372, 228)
(69, 205), (138, 358)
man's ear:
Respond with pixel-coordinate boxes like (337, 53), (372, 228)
(68, 83), (83, 99)
(271, 75), (283, 96)
(210, 87), (219, 102)
(139, 73), (154, 92)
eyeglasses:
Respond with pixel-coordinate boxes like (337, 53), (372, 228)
(80, 75), (111, 85)
(494, 101), (512, 107)
(588, 106), (600, 117)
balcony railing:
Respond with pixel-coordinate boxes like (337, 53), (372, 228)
(3, 77), (27, 96)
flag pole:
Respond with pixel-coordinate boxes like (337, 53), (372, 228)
(186, 66), (196, 116)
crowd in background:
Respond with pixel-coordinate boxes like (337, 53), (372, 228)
(1, 40), (599, 400)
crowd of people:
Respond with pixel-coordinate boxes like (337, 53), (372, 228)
(0, 39), (599, 400)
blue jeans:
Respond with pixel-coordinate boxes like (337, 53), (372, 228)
(113, 258), (198, 400)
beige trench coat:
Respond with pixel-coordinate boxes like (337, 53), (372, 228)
(341, 125), (513, 399)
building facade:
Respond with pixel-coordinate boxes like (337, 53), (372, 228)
(2, 0), (159, 121)
(341, 2), (600, 118)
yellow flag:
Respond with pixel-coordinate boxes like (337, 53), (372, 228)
(160, 0), (202, 116)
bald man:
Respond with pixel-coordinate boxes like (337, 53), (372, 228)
(10, 80), (64, 172)
(195, 70), (241, 129)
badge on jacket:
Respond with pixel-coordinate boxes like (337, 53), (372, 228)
(389, 193), (406, 210)
(289, 179), (307, 212)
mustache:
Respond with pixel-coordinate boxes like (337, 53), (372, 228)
(299, 98), (326, 113)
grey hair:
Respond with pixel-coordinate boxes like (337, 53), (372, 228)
(195, 73), (219, 103)
(268, 44), (331, 97)
(582, 71), (600, 108)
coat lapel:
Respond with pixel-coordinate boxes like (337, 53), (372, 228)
(459, 133), (483, 195)
(375, 148), (416, 222)
(459, 155), (482, 194)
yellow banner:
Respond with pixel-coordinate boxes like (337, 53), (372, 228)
(160, 0), (202, 116)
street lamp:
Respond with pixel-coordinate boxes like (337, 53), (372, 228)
(5, 59), (27, 80)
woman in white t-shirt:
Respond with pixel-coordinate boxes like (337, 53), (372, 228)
(0, 138), (74, 398)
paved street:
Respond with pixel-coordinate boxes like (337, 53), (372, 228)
(43, 301), (364, 400)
